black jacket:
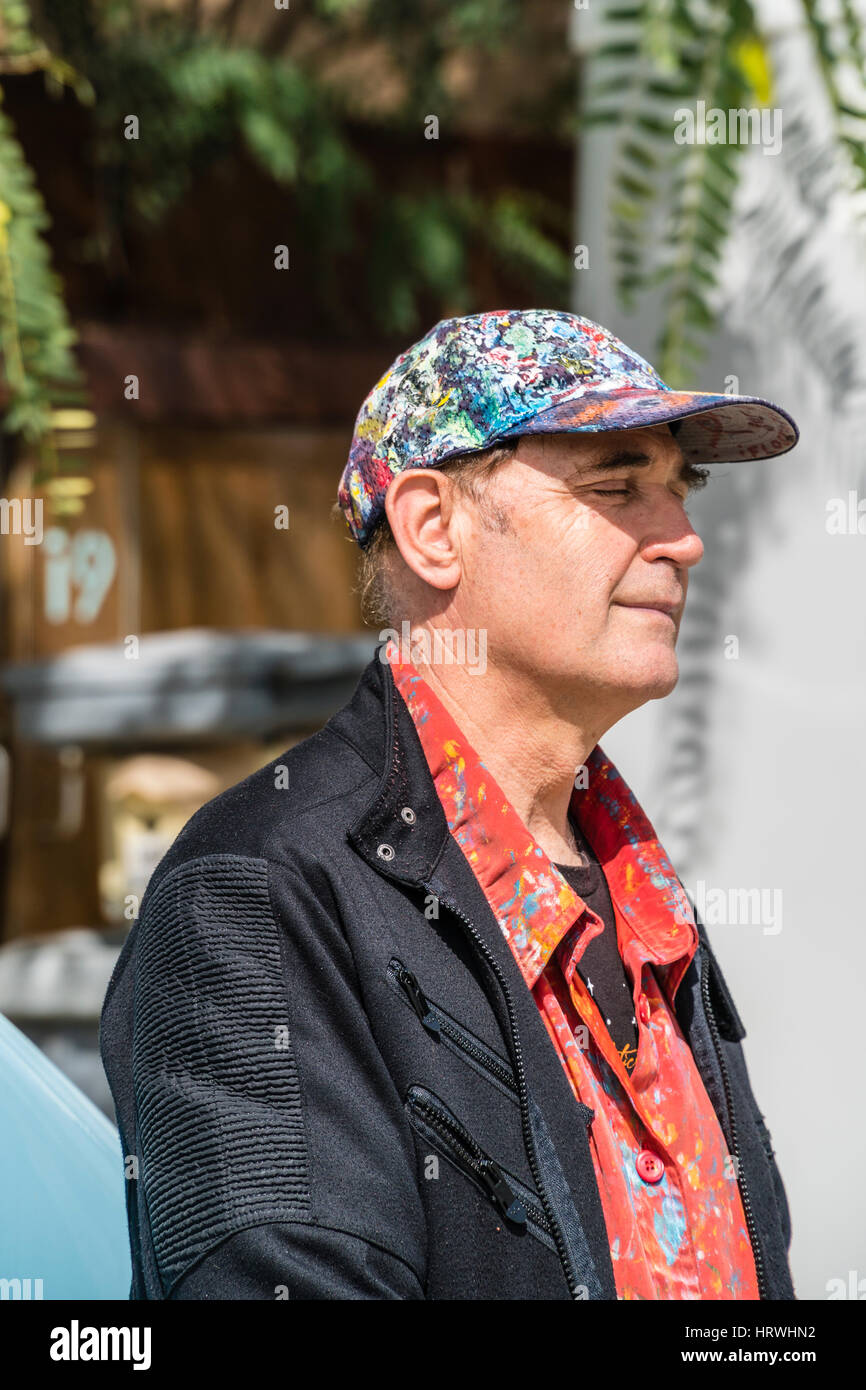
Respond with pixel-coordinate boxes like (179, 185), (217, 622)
(99, 647), (795, 1300)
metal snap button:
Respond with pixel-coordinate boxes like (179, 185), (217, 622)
(400, 806), (416, 824)
(376, 843), (395, 861)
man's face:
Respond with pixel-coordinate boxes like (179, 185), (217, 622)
(451, 423), (705, 712)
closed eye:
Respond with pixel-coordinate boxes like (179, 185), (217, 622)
(591, 481), (695, 503)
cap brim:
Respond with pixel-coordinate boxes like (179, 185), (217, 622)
(497, 387), (799, 464)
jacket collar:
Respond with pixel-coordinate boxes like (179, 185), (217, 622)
(386, 648), (587, 989)
(330, 643), (452, 886)
(332, 641), (697, 999)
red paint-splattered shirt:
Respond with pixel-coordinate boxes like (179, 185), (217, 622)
(387, 643), (759, 1301)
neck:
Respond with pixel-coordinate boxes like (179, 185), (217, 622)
(408, 647), (621, 866)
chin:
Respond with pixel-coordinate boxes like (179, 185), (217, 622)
(648, 663), (680, 699)
(648, 672), (680, 701)
(619, 655), (680, 703)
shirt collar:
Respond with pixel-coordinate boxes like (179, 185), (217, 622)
(386, 641), (697, 996)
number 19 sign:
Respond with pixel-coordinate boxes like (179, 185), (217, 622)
(43, 527), (117, 625)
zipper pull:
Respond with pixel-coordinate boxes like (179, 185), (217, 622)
(397, 966), (441, 1036)
(478, 1159), (527, 1226)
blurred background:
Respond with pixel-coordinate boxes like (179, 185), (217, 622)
(0, 0), (863, 1299)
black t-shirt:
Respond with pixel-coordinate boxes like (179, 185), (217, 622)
(554, 820), (640, 1074)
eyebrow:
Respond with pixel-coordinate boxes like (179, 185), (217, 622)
(565, 446), (706, 487)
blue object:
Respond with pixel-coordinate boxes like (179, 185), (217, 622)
(0, 1011), (131, 1299)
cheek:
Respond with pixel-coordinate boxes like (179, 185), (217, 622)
(567, 524), (634, 613)
(460, 529), (537, 621)
(468, 514), (632, 626)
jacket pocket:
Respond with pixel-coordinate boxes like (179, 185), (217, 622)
(387, 956), (521, 1103)
(404, 1084), (558, 1254)
(388, 956), (595, 1124)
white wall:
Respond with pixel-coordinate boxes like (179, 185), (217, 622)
(573, 0), (866, 1299)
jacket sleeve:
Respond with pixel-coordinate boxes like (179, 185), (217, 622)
(102, 850), (426, 1299)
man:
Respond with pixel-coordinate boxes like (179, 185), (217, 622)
(100, 309), (798, 1300)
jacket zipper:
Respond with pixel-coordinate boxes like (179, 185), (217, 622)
(429, 893), (587, 1300)
(406, 1086), (556, 1237)
(392, 961), (442, 1035)
(389, 958), (519, 1097)
(700, 948), (768, 1300)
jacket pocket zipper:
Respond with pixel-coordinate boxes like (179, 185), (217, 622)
(426, 892), (598, 1297)
(388, 957), (521, 1100)
(405, 1084), (555, 1242)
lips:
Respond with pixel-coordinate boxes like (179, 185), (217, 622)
(615, 599), (681, 616)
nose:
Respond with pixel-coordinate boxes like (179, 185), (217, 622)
(640, 495), (704, 571)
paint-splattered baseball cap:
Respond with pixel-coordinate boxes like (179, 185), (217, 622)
(337, 308), (799, 548)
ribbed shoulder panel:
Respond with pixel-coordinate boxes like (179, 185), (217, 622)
(132, 853), (310, 1292)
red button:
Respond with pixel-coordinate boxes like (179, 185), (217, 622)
(636, 1149), (664, 1184)
(638, 993), (651, 1025)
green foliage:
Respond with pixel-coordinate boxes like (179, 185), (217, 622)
(580, 0), (866, 384)
(0, 0), (864, 461)
(0, 0), (91, 498)
(24, 0), (570, 328)
(0, 90), (86, 465)
(360, 188), (570, 335)
(581, 0), (762, 382)
(802, 0), (866, 182)
(0, 0), (570, 469)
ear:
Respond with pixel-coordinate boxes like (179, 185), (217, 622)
(385, 469), (463, 593)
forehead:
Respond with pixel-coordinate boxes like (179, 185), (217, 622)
(524, 423), (686, 474)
